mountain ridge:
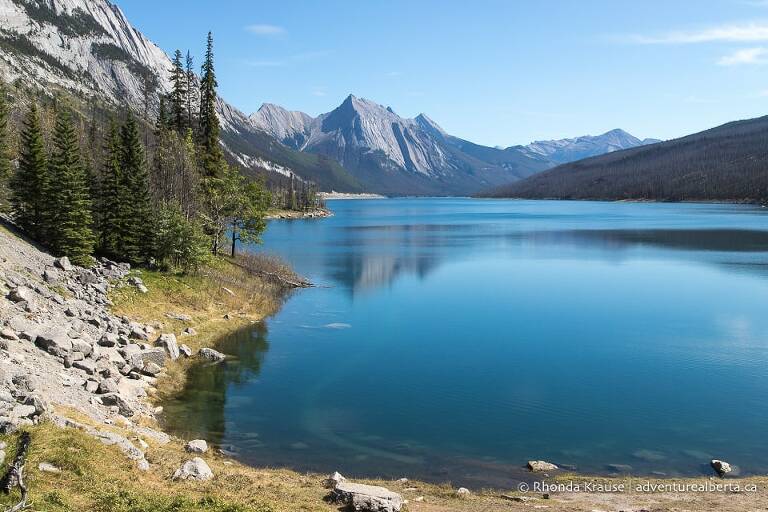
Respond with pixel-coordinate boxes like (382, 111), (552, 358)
(250, 97), (656, 195)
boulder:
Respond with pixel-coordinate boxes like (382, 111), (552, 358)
(711, 459), (732, 478)
(198, 347), (225, 362)
(97, 378), (119, 395)
(73, 359), (97, 375)
(323, 471), (347, 489)
(185, 439), (208, 454)
(156, 333), (179, 360)
(527, 460), (558, 472)
(166, 312), (192, 322)
(71, 338), (93, 357)
(456, 487), (471, 498)
(100, 393), (135, 417)
(84, 380), (99, 393)
(331, 482), (403, 512)
(140, 348), (167, 367)
(0, 328), (18, 341)
(179, 344), (193, 357)
(8, 286), (35, 303)
(54, 257), (72, 271)
(38, 462), (62, 473)
(35, 331), (73, 357)
(142, 362), (163, 376)
(182, 327), (197, 336)
(99, 332), (119, 347)
(172, 457), (213, 481)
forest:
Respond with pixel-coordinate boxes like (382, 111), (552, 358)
(0, 33), (320, 269)
(483, 115), (768, 203)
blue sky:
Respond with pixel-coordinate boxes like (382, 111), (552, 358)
(121, 0), (768, 147)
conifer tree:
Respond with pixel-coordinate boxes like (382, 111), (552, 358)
(119, 114), (154, 263)
(185, 51), (197, 132)
(0, 81), (10, 210)
(11, 103), (49, 238)
(198, 32), (225, 177)
(47, 107), (95, 265)
(169, 49), (187, 133)
(98, 119), (123, 256)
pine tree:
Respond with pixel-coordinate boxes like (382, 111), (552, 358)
(198, 32), (225, 177)
(185, 50), (197, 132)
(11, 103), (50, 238)
(98, 119), (123, 256)
(169, 49), (187, 133)
(0, 81), (11, 210)
(119, 114), (154, 264)
(47, 107), (95, 265)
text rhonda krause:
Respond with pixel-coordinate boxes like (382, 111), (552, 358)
(530, 481), (758, 493)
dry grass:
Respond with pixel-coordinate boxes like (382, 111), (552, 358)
(110, 255), (294, 402)
(1, 419), (766, 512)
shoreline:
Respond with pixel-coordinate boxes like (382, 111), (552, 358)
(1, 223), (765, 511)
(265, 207), (333, 219)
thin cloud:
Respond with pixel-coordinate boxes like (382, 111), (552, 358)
(626, 22), (768, 44)
(718, 46), (768, 65)
(245, 24), (286, 36)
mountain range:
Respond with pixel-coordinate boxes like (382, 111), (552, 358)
(250, 97), (657, 195)
(0, 0), (657, 197)
(483, 115), (768, 202)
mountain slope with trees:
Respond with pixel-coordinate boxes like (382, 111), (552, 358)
(482, 115), (768, 203)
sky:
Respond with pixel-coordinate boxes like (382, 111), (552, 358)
(121, 0), (768, 147)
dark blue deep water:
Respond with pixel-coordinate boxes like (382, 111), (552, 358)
(162, 198), (768, 487)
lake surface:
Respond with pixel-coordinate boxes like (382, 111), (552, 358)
(162, 198), (768, 487)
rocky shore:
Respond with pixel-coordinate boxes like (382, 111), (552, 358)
(0, 225), (221, 475)
(265, 208), (333, 219)
(1, 223), (765, 512)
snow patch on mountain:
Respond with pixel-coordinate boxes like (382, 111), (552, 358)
(518, 128), (659, 165)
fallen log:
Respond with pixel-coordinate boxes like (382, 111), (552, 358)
(1, 432), (31, 512)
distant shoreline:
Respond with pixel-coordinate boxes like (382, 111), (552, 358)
(320, 192), (387, 200)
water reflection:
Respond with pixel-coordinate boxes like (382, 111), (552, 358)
(161, 322), (271, 443)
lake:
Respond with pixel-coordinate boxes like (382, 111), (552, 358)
(162, 198), (768, 487)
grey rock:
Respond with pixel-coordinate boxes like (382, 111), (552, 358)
(179, 344), (193, 357)
(84, 380), (99, 393)
(198, 347), (225, 362)
(10, 404), (37, 419)
(527, 460), (558, 472)
(8, 286), (35, 303)
(185, 439), (208, 453)
(711, 459), (732, 478)
(156, 333), (179, 360)
(12, 374), (37, 393)
(97, 378), (119, 395)
(140, 348), (167, 367)
(0, 328), (18, 341)
(332, 482), (404, 512)
(456, 487), (471, 498)
(323, 471), (347, 489)
(71, 338), (93, 357)
(172, 457), (213, 481)
(99, 393), (134, 417)
(73, 359), (97, 375)
(182, 327), (197, 336)
(166, 312), (192, 322)
(38, 462), (62, 473)
(54, 257), (72, 271)
(99, 332), (119, 347)
(35, 331), (73, 357)
(142, 362), (162, 376)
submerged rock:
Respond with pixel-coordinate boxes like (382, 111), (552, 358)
(198, 347), (225, 362)
(527, 460), (558, 472)
(711, 459), (732, 477)
(331, 482), (403, 512)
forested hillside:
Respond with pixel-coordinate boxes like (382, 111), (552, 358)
(482, 115), (768, 202)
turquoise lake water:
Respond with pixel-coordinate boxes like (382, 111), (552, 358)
(162, 198), (768, 487)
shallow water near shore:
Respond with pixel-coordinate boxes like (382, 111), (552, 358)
(162, 198), (768, 487)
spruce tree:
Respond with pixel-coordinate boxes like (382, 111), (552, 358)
(11, 103), (49, 238)
(47, 107), (95, 265)
(199, 32), (225, 177)
(98, 119), (123, 256)
(0, 82), (10, 210)
(169, 49), (187, 133)
(185, 51), (197, 132)
(119, 114), (154, 264)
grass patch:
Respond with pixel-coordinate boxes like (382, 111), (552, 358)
(110, 255), (294, 401)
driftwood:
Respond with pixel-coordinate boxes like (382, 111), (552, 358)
(250, 269), (312, 289)
(1, 432), (30, 512)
